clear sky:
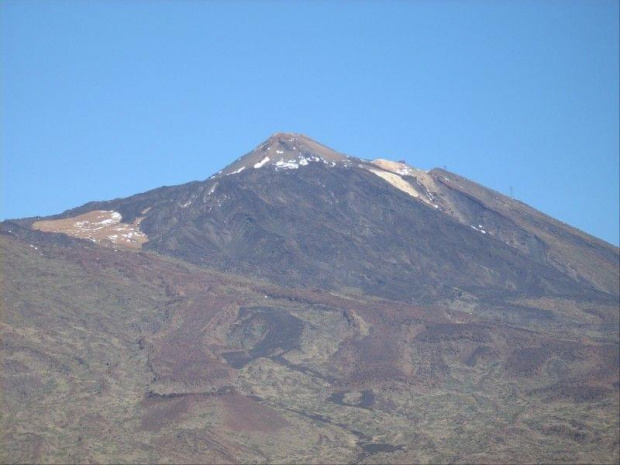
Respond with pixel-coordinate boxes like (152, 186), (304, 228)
(2, 0), (619, 245)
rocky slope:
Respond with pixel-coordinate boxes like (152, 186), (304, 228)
(2, 133), (618, 464)
(21, 134), (619, 305)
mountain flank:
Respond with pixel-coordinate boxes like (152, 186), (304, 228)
(19, 133), (618, 301)
(2, 133), (618, 464)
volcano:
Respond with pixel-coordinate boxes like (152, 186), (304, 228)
(2, 133), (618, 464)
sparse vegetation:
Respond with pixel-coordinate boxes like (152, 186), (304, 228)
(1, 135), (618, 463)
(1, 231), (618, 464)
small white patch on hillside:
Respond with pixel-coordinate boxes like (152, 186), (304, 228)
(228, 166), (246, 175)
(254, 156), (270, 169)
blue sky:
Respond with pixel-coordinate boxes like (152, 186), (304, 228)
(2, 0), (619, 245)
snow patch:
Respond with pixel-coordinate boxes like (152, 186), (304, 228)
(470, 225), (488, 235)
(254, 156), (270, 169)
(228, 166), (246, 175)
(275, 159), (299, 170)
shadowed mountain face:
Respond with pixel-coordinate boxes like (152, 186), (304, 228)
(2, 133), (619, 463)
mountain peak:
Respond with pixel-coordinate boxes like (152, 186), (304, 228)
(264, 131), (304, 144)
(218, 133), (349, 176)
(260, 132), (334, 150)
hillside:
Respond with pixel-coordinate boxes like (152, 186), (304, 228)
(2, 133), (618, 464)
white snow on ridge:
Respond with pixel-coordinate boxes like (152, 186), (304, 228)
(225, 149), (348, 173)
(228, 166), (246, 175)
(254, 156), (270, 169)
(251, 153), (338, 171)
(275, 160), (299, 170)
(273, 154), (331, 171)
